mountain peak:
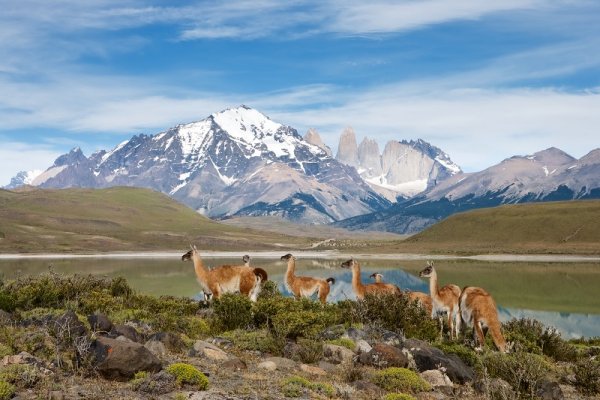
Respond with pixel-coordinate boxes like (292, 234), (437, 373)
(530, 147), (575, 166)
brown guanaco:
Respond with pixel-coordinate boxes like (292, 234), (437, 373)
(281, 253), (335, 304)
(419, 261), (461, 339)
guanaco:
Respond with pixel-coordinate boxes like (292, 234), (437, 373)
(459, 286), (509, 353)
(181, 246), (268, 302)
(369, 272), (384, 283)
(419, 261), (461, 339)
(281, 253), (335, 304)
(242, 255), (250, 267)
(340, 259), (401, 299)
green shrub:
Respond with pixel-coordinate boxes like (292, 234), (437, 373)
(165, 363), (209, 391)
(0, 381), (15, 400)
(371, 367), (431, 393)
(0, 289), (15, 312)
(257, 280), (279, 300)
(480, 351), (550, 398)
(327, 338), (355, 351)
(0, 343), (12, 358)
(222, 329), (284, 355)
(573, 358), (600, 395)
(280, 376), (334, 398)
(0, 364), (41, 389)
(434, 342), (478, 367)
(351, 294), (438, 341)
(261, 298), (341, 340)
(130, 371), (148, 390)
(295, 338), (324, 364)
(503, 318), (578, 361)
(211, 293), (253, 332)
(383, 394), (417, 400)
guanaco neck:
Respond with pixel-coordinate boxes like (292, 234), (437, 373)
(285, 258), (296, 284)
(191, 251), (209, 283)
(351, 263), (364, 296)
(428, 268), (441, 301)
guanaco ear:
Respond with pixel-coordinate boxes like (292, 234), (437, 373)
(427, 260), (433, 267)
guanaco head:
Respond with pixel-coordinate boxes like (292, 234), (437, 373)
(340, 258), (357, 269)
(242, 255), (251, 266)
(369, 272), (383, 282)
(280, 253), (295, 261)
(419, 261), (434, 278)
(181, 244), (198, 261)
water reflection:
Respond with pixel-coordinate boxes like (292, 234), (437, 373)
(1, 256), (599, 338)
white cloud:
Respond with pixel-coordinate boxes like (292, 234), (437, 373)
(0, 141), (61, 186)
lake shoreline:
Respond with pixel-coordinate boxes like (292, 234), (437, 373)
(0, 251), (599, 262)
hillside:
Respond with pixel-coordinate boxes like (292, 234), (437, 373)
(380, 200), (600, 255)
(0, 187), (312, 253)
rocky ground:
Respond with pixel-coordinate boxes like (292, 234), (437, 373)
(0, 275), (599, 399)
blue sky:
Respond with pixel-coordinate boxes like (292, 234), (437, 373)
(1, 0), (600, 185)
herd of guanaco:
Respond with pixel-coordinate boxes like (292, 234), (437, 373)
(182, 247), (508, 353)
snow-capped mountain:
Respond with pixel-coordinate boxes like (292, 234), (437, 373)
(22, 106), (390, 223)
(335, 129), (461, 201)
(335, 147), (600, 234)
(4, 169), (43, 189)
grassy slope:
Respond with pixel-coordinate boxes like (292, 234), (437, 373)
(0, 187), (311, 253)
(377, 200), (600, 255)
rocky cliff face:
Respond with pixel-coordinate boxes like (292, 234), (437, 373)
(336, 127), (359, 168)
(335, 147), (600, 234)
(304, 128), (332, 157)
(336, 129), (461, 201)
(20, 106), (390, 224)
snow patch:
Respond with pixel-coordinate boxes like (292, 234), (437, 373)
(101, 140), (129, 164)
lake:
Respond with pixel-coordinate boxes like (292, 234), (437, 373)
(1, 255), (599, 338)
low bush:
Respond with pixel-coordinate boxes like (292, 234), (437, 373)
(0, 381), (15, 400)
(573, 358), (600, 395)
(221, 329), (284, 355)
(0, 343), (11, 358)
(280, 376), (334, 398)
(371, 367), (431, 393)
(480, 350), (550, 398)
(327, 338), (355, 351)
(383, 394), (417, 400)
(434, 342), (478, 367)
(0, 364), (42, 389)
(351, 294), (438, 341)
(211, 293), (253, 332)
(165, 363), (209, 391)
(295, 338), (324, 364)
(503, 318), (577, 361)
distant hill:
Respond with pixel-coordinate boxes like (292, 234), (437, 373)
(383, 200), (600, 255)
(0, 187), (311, 253)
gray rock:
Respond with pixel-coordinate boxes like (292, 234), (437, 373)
(148, 331), (185, 352)
(358, 343), (409, 368)
(222, 357), (246, 371)
(111, 324), (143, 343)
(144, 340), (167, 359)
(260, 356), (297, 371)
(474, 377), (516, 400)
(189, 340), (230, 361)
(323, 344), (355, 365)
(403, 339), (474, 384)
(342, 327), (369, 342)
(336, 127), (359, 168)
(88, 313), (112, 333)
(536, 380), (564, 400)
(136, 370), (176, 395)
(354, 339), (372, 354)
(92, 336), (161, 380)
(420, 369), (453, 388)
(300, 363), (327, 376)
(208, 337), (234, 350)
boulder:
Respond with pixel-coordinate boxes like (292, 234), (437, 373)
(54, 310), (87, 339)
(300, 364), (327, 376)
(222, 357), (247, 371)
(403, 339), (474, 384)
(92, 336), (161, 380)
(135, 370), (176, 395)
(144, 340), (167, 359)
(421, 369), (453, 388)
(259, 356), (297, 371)
(111, 324), (143, 343)
(2, 351), (50, 373)
(88, 313), (113, 333)
(342, 327), (369, 342)
(148, 331), (185, 352)
(474, 378), (516, 399)
(190, 340), (230, 361)
(323, 344), (355, 364)
(354, 339), (372, 354)
(358, 343), (409, 368)
(208, 337), (234, 350)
